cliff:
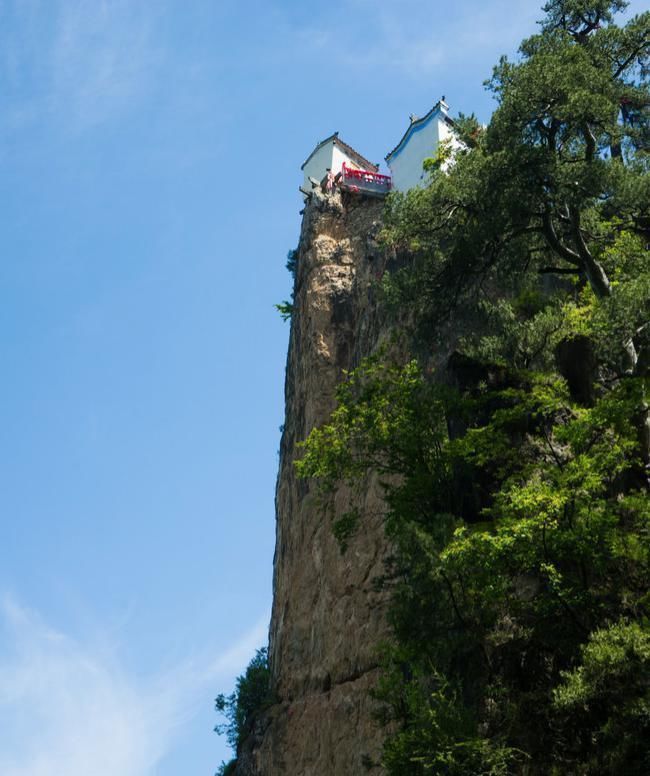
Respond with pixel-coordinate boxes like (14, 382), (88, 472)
(238, 188), (392, 774)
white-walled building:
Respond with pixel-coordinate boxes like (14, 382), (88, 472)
(386, 99), (458, 192)
(301, 133), (379, 195)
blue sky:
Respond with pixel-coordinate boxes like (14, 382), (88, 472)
(0, 1), (643, 773)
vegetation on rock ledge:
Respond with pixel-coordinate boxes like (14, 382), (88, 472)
(214, 648), (273, 776)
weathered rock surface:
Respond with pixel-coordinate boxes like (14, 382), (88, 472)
(237, 189), (392, 775)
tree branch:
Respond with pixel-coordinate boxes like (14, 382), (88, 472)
(583, 123), (597, 162)
(541, 211), (582, 266)
(568, 206), (611, 298)
(613, 37), (650, 79)
(538, 266), (582, 275)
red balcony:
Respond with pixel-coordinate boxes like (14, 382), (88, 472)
(340, 163), (392, 197)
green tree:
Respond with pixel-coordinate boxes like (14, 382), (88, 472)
(214, 648), (274, 775)
(383, 0), (649, 470)
(299, 355), (648, 772)
(554, 620), (650, 773)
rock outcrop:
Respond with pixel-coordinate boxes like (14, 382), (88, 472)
(238, 189), (392, 775)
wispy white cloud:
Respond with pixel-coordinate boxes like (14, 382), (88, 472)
(287, 0), (540, 77)
(49, 0), (159, 131)
(0, 596), (268, 776)
(1, 0), (162, 135)
(291, 17), (444, 76)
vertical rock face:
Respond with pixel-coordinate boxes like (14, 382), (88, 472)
(239, 189), (392, 775)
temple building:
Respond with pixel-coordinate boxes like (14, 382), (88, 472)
(300, 132), (392, 198)
(300, 98), (457, 197)
(386, 98), (457, 191)
(301, 133), (378, 191)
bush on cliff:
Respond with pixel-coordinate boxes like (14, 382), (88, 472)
(214, 647), (273, 775)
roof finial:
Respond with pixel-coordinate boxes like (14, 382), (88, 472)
(409, 113), (417, 123)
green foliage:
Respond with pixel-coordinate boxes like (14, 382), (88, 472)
(299, 352), (648, 772)
(541, 1), (629, 34)
(286, 248), (298, 279)
(553, 620), (650, 773)
(215, 759), (237, 776)
(297, 7), (648, 772)
(214, 648), (274, 773)
(274, 300), (294, 321)
(448, 112), (484, 148)
(332, 508), (361, 553)
(275, 248), (299, 321)
(297, 356), (447, 487)
(381, 1), (649, 373)
(380, 674), (522, 775)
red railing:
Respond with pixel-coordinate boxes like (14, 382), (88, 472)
(341, 163), (392, 193)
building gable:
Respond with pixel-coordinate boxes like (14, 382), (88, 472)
(386, 99), (457, 191)
(301, 133), (378, 173)
(385, 100), (453, 163)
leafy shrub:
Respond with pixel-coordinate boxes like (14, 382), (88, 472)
(214, 647), (274, 774)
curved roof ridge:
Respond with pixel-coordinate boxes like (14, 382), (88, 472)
(385, 100), (454, 163)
